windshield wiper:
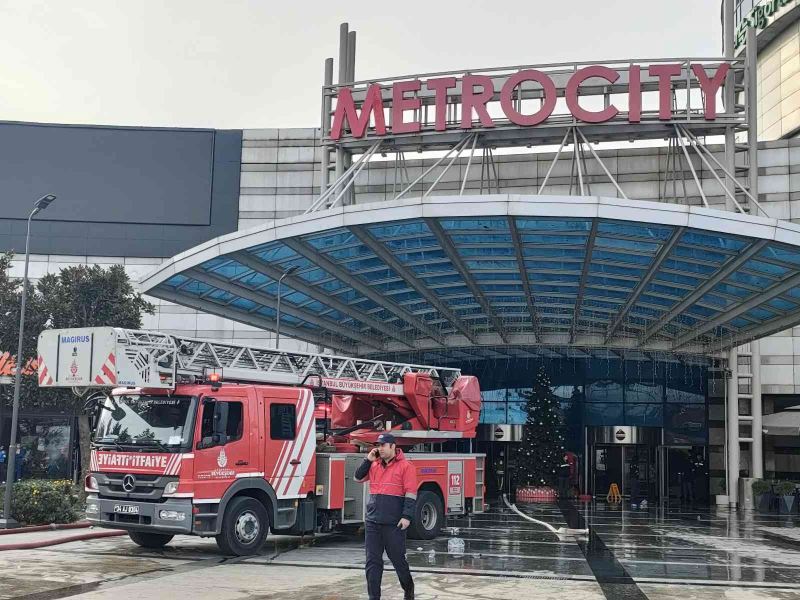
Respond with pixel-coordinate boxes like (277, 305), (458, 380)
(132, 439), (170, 452)
(94, 437), (126, 451)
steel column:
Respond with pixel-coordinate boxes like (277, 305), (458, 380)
(334, 23), (349, 201)
(727, 346), (740, 508)
(747, 26), (759, 210)
(724, 0), (737, 213)
(320, 57), (334, 192)
(751, 339), (763, 479)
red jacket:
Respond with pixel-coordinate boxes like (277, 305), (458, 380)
(355, 449), (418, 524)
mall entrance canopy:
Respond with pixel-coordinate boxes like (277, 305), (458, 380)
(139, 195), (800, 359)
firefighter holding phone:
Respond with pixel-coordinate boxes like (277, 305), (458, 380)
(354, 432), (417, 600)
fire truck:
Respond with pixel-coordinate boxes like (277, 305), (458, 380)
(38, 328), (485, 555)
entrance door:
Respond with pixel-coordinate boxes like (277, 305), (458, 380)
(593, 445), (622, 497)
(623, 446), (653, 502)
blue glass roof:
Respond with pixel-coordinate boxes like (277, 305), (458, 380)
(142, 196), (800, 357)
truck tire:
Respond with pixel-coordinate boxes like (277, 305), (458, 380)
(408, 490), (444, 540)
(128, 531), (174, 549)
(215, 496), (269, 556)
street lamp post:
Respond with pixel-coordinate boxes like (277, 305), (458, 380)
(1, 194), (57, 529)
(275, 265), (298, 350)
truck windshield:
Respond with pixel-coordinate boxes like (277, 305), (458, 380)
(94, 395), (196, 450)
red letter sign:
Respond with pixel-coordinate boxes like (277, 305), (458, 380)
(392, 79), (422, 134)
(500, 70), (557, 126)
(427, 77), (457, 131)
(691, 63), (730, 119)
(649, 64), (683, 120)
(330, 84), (387, 140)
(460, 75), (495, 129)
(628, 65), (642, 123)
(566, 66), (620, 123)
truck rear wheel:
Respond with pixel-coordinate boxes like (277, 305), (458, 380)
(128, 531), (174, 549)
(408, 490), (444, 540)
(215, 496), (269, 556)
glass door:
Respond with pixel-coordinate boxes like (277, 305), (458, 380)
(593, 445), (622, 497)
(623, 445), (653, 503)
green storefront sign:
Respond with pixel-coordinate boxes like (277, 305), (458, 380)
(736, 0), (796, 48)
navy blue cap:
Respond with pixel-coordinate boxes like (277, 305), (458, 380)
(376, 432), (396, 445)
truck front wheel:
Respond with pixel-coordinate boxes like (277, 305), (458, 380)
(215, 496), (269, 556)
(128, 531), (174, 549)
(408, 490), (444, 540)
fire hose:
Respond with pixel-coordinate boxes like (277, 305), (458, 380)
(502, 494), (588, 537)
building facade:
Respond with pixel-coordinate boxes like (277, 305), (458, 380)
(2, 16), (800, 506)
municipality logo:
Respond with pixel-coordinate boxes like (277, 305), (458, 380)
(217, 448), (228, 468)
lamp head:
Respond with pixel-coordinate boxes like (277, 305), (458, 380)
(33, 194), (57, 213)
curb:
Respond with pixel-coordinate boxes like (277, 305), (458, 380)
(0, 529), (126, 551)
(0, 521), (91, 536)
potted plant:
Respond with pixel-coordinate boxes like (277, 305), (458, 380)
(752, 479), (773, 513)
(775, 481), (797, 514)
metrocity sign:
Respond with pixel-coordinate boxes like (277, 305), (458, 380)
(329, 62), (733, 141)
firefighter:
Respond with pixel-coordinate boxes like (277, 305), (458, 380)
(354, 432), (417, 600)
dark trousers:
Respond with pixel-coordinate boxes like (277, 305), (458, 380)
(557, 476), (570, 498)
(680, 475), (694, 504)
(629, 478), (640, 504)
(365, 520), (413, 600)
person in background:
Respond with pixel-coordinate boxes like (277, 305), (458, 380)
(629, 456), (641, 508)
(13, 443), (26, 483)
(0, 447), (6, 483)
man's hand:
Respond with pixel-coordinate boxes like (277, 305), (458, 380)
(367, 448), (380, 462)
(397, 518), (410, 530)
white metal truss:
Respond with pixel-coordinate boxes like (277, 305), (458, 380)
(114, 328), (462, 388)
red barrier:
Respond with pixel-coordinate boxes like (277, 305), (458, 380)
(516, 485), (557, 502)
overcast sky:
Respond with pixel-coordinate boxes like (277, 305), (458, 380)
(0, 1), (722, 130)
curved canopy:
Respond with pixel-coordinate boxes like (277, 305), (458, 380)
(140, 195), (800, 358)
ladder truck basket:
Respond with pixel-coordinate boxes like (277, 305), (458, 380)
(37, 327), (462, 392)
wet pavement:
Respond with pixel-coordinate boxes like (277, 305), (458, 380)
(1, 501), (799, 598)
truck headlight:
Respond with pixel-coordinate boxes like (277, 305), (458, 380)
(86, 502), (99, 514)
(159, 510), (185, 521)
(164, 481), (179, 495)
(85, 476), (98, 492)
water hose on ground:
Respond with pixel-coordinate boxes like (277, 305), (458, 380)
(0, 529), (125, 551)
(502, 494), (588, 537)
(0, 521), (92, 536)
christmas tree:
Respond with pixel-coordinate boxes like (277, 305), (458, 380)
(516, 367), (566, 487)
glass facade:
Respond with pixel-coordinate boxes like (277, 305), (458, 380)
(469, 355), (709, 451)
(0, 414), (74, 480)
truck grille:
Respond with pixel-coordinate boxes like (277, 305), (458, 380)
(96, 473), (175, 501)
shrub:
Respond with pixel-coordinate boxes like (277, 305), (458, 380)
(752, 479), (772, 495)
(0, 479), (80, 525)
(774, 480), (798, 496)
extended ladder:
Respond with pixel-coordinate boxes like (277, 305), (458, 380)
(37, 327), (461, 395)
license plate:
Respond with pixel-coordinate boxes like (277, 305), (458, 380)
(113, 504), (140, 515)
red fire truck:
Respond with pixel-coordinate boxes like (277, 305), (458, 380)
(38, 328), (485, 555)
